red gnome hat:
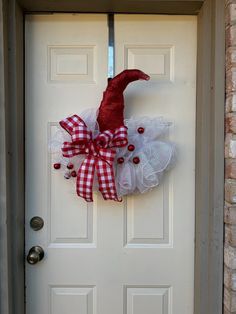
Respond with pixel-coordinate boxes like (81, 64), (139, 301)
(97, 69), (150, 132)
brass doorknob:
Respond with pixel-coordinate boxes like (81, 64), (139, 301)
(27, 246), (44, 265)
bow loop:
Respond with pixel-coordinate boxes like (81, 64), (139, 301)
(111, 126), (128, 147)
(60, 114), (91, 144)
(60, 114), (85, 135)
(71, 125), (91, 144)
(61, 141), (87, 158)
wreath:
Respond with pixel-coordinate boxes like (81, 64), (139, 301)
(50, 69), (175, 202)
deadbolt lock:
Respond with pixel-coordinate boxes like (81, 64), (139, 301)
(30, 216), (44, 231)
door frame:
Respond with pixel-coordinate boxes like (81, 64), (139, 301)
(0, 0), (225, 314)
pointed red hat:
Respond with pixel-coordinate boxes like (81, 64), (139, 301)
(97, 69), (150, 132)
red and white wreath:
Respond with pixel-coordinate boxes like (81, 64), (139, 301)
(50, 69), (175, 202)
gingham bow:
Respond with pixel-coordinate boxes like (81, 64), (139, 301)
(59, 115), (128, 202)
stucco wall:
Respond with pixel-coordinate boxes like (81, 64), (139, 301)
(225, 1), (236, 313)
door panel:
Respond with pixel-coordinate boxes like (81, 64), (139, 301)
(25, 14), (197, 314)
(25, 14), (108, 314)
(115, 15), (197, 313)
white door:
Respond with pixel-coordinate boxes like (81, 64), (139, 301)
(25, 14), (197, 314)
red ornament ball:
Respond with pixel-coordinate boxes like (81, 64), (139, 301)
(137, 127), (145, 134)
(128, 144), (135, 152)
(53, 163), (61, 170)
(67, 163), (74, 169)
(71, 170), (77, 177)
(117, 157), (125, 164)
(133, 156), (140, 164)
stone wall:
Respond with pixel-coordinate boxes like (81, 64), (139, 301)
(225, 1), (236, 313)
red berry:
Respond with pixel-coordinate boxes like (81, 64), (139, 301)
(53, 163), (61, 170)
(67, 163), (74, 169)
(133, 156), (140, 164)
(128, 144), (135, 151)
(117, 157), (124, 164)
(137, 127), (145, 134)
(71, 170), (77, 177)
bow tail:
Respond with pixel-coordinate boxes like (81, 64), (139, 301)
(96, 159), (121, 202)
(76, 156), (96, 202)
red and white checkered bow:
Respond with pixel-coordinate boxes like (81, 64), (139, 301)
(59, 115), (128, 202)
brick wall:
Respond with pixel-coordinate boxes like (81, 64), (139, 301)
(225, 1), (236, 313)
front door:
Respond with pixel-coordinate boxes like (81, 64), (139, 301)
(25, 14), (197, 314)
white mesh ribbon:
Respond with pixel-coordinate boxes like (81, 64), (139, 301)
(116, 140), (175, 196)
(126, 116), (171, 142)
(116, 162), (136, 195)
